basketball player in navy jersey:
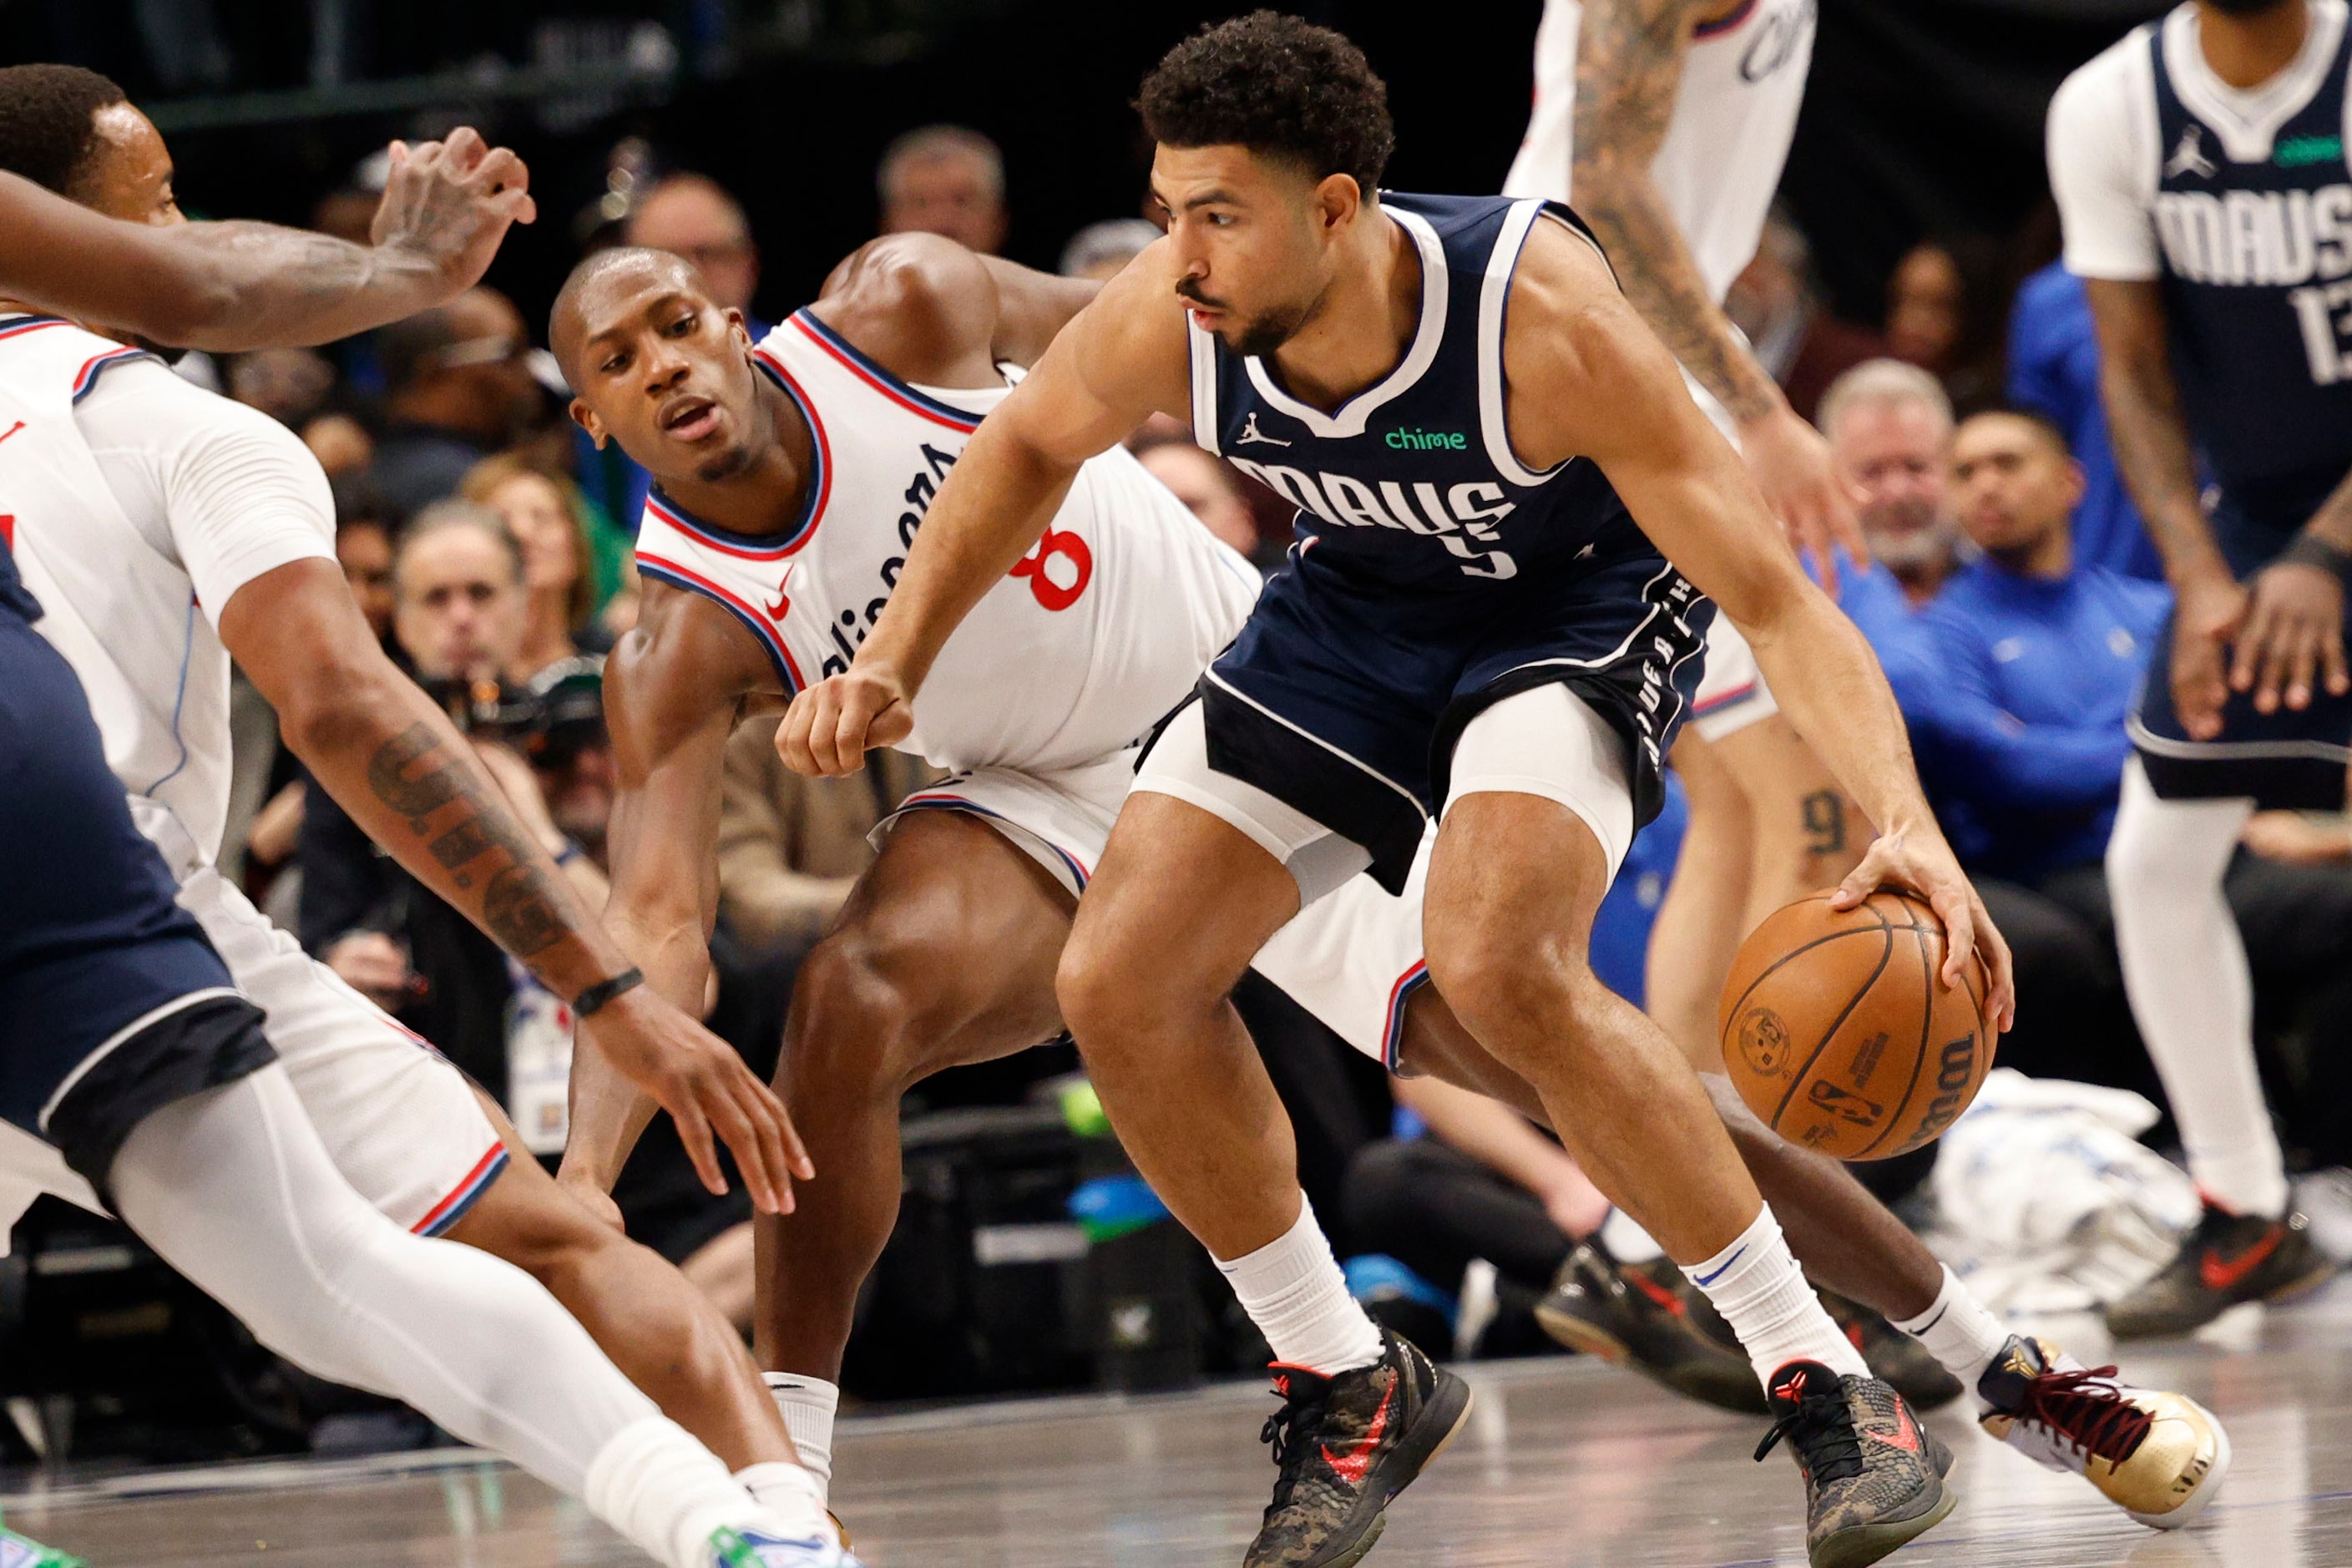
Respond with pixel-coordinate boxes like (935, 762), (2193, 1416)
(2052, 0), (2352, 1334)
(784, 15), (2012, 1565)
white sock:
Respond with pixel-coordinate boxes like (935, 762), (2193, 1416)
(584, 1414), (794, 1568)
(765, 1373), (838, 1499)
(1680, 1205), (1867, 1388)
(1214, 1194), (1384, 1375)
(2107, 763), (2289, 1216)
(1890, 1264), (2010, 1401)
(736, 1461), (835, 1545)
(1598, 1207), (1665, 1264)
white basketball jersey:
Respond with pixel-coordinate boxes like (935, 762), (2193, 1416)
(633, 311), (1262, 775)
(0, 315), (335, 864)
(1504, 0), (1817, 305)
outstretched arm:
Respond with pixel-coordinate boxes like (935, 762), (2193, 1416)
(812, 230), (1105, 382)
(777, 255), (1191, 776)
(1570, 0), (1862, 580)
(1503, 224), (2014, 1027)
(0, 129), (531, 351)
(221, 561), (804, 1208)
(559, 584), (778, 1195)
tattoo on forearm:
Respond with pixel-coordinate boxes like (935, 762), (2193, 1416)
(367, 722), (575, 959)
(1573, 0), (1775, 419)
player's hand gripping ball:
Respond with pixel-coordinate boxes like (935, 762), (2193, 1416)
(1718, 890), (1994, 1160)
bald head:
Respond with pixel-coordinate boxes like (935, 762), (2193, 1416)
(550, 246), (708, 383)
(555, 245), (770, 489)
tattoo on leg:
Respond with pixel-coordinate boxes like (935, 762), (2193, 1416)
(1802, 790), (1847, 857)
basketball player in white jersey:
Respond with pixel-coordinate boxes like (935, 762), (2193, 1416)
(555, 227), (2226, 1548)
(0, 68), (852, 1566)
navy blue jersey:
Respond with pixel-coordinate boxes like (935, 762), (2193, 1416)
(2149, 19), (2352, 553)
(1188, 192), (1643, 594)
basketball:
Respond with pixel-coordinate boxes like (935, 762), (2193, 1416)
(1717, 890), (1995, 1161)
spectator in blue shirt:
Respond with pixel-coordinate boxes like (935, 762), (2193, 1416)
(1923, 412), (2352, 1125)
(2006, 260), (2162, 582)
(1818, 360), (1964, 712)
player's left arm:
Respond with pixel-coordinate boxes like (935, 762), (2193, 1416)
(0, 131), (530, 351)
(1502, 225), (2015, 1027)
(812, 231), (1101, 382)
(1570, 0), (1864, 580)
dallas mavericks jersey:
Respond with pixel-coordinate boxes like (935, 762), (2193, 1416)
(1189, 193), (1642, 595)
(2147, 10), (2352, 538)
(1505, 0), (1816, 305)
(634, 311), (1259, 776)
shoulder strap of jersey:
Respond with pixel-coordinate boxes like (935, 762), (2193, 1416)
(1477, 198), (1581, 488)
(1186, 315), (1222, 457)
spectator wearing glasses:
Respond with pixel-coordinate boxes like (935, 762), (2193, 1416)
(364, 287), (540, 523)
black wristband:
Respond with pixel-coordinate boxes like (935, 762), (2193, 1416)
(2278, 534), (2352, 584)
(571, 967), (645, 1019)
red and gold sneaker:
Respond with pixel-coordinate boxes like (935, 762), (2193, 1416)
(1977, 1335), (2229, 1529)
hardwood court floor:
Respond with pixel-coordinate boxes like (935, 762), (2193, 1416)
(10, 1277), (2352, 1566)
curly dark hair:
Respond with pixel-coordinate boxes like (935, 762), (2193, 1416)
(1138, 12), (1393, 195)
(0, 64), (128, 199)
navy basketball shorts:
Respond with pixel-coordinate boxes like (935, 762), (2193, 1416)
(1138, 544), (1713, 898)
(2127, 494), (2352, 811)
(0, 605), (275, 1186)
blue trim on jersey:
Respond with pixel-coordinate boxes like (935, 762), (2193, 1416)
(70, 346), (156, 403)
(413, 1146), (510, 1237)
(642, 357), (827, 559)
(788, 308), (984, 430)
(0, 315), (68, 342)
(632, 556), (803, 694)
(1382, 963), (1432, 1073)
(893, 792), (1090, 888)
(139, 595), (200, 795)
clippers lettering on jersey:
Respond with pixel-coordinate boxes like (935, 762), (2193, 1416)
(819, 439), (1095, 679)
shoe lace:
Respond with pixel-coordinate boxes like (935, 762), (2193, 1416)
(2016, 1366), (2153, 1464)
(1753, 1387), (1864, 1482)
(1259, 1376), (1331, 1514)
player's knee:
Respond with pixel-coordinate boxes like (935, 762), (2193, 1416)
(786, 925), (957, 1095)
(1424, 926), (1602, 1051)
(1053, 928), (1181, 1058)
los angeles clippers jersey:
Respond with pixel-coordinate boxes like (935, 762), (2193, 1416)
(1504, 0), (1816, 306)
(2145, 7), (2352, 543)
(0, 316), (337, 863)
(1188, 193), (1643, 596)
(634, 311), (1262, 775)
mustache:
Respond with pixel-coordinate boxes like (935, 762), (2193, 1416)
(1174, 277), (1229, 311)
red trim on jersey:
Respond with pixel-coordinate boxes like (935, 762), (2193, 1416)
(411, 1144), (510, 1236)
(70, 346), (149, 402)
(0, 317), (69, 345)
(635, 549), (809, 691)
(1382, 962), (1432, 1072)
(783, 314), (984, 433)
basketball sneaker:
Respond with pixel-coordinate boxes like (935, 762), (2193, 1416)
(0, 1522), (84, 1568)
(1820, 1292), (1965, 1413)
(1976, 1335), (2229, 1529)
(1246, 1328), (1472, 1568)
(708, 1525), (865, 1567)
(1754, 1361), (1955, 1568)
(1536, 1241), (1764, 1414)
(2104, 1202), (2337, 1339)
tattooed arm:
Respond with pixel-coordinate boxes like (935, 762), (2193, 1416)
(0, 129), (531, 352)
(1568, 0), (1864, 580)
(221, 559), (808, 1210)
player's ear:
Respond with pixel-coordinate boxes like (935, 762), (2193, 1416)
(726, 308), (751, 356)
(569, 397), (605, 449)
(1315, 173), (1363, 236)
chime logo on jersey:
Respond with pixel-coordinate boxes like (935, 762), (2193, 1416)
(1223, 455), (1519, 579)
